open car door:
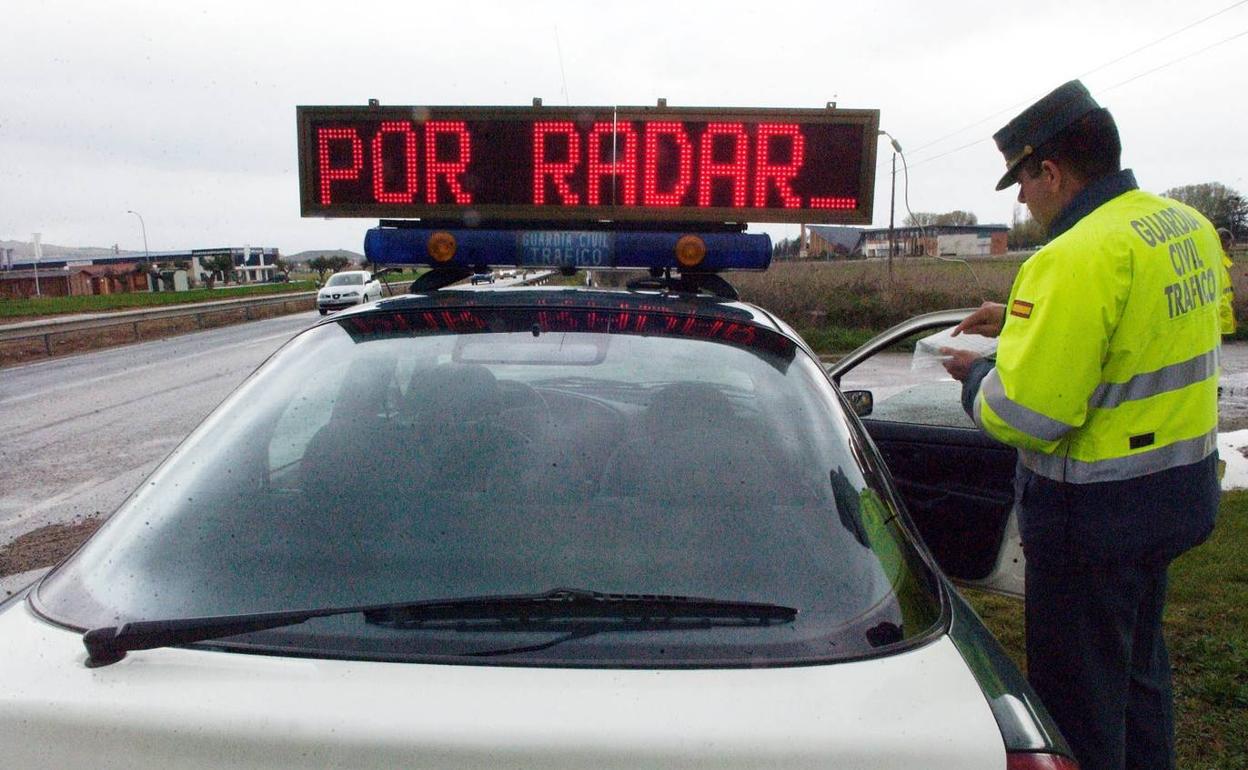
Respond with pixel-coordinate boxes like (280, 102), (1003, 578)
(830, 310), (1024, 597)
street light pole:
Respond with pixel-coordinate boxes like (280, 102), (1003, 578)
(127, 210), (152, 291)
(878, 131), (904, 284)
(126, 210), (150, 262)
(32, 232), (42, 297)
(889, 152), (897, 278)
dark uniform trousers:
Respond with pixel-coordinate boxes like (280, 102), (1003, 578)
(1015, 454), (1218, 770)
(1026, 559), (1173, 770)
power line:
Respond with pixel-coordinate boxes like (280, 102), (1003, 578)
(888, 22), (1248, 175)
(890, 0), (1248, 168)
(903, 136), (993, 172)
(1102, 26), (1248, 91)
(1074, 0), (1248, 80)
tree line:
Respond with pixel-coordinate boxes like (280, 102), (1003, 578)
(771, 181), (1246, 259)
(1010, 181), (1245, 250)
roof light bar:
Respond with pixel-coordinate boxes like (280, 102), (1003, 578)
(364, 227), (772, 271)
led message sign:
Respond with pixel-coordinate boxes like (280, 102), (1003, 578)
(298, 105), (879, 224)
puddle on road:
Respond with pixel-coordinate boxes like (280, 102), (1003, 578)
(1219, 428), (1248, 491)
(1219, 384), (1248, 430)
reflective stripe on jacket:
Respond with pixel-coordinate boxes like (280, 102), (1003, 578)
(974, 189), (1223, 484)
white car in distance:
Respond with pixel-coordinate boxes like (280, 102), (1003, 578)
(317, 270), (382, 315)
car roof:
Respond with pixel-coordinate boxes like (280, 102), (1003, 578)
(318, 285), (792, 336)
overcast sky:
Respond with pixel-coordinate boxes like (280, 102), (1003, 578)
(2, 0), (1245, 255)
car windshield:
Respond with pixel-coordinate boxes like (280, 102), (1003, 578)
(35, 306), (941, 666)
(326, 273), (364, 286)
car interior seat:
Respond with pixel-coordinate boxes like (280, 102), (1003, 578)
(292, 356), (403, 547)
(600, 381), (785, 506)
(402, 364), (534, 494)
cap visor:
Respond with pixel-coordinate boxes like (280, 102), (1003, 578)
(994, 168), (1016, 191)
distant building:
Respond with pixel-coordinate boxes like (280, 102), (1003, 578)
(76, 264), (150, 295)
(861, 225), (1009, 258)
(804, 225), (864, 257)
(0, 269), (89, 299)
(0, 264), (149, 299)
(1, 246), (281, 297)
(183, 246), (282, 285)
(801, 224), (1009, 259)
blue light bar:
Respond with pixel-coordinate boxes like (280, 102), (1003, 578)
(364, 227), (772, 271)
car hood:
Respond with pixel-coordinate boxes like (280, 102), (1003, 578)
(0, 602), (1004, 769)
(319, 288), (359, 295)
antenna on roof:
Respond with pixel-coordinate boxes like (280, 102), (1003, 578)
(553, 26), (570, 106)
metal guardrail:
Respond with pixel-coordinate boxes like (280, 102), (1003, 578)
(521, 271), (557, 286)
(0, 271), (559, 366)
(0, 291), (317, 341)
(0, 291), (318, 366)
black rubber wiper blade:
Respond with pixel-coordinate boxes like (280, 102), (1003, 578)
(366, 588), (798, 627)
(81, 588), (796, 667)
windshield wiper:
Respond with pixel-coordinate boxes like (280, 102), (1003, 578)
(82, 588), (796, 667)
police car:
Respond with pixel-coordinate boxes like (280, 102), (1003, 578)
(0, 103), (1074, 769)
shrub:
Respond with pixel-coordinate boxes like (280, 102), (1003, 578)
(733, 257), (1021, 347)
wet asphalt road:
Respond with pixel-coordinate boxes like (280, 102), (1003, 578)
(0, 311), (319, 545)
(3, 312), (1247, 547)
(0, 276), (538, 546)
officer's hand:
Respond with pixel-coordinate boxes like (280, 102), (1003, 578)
(951, 302), (1006, 338)
(940, 348), (981, 382)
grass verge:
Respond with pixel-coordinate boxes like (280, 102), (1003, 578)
(734, 255), (1248, 348)
(0, 281), (317, 320)
(964, 490), (1248, 769)
(793, 326), (879, 354)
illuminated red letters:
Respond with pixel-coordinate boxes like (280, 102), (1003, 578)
(314, 117), (853, 212)
(534, 122), (582, 205)
(372, 121), (418, 203)
(810, 195), (857, 210)
(532, 121), (810, 209)
(425, 121), (472, 204)
(698, 123), (750, 207)
(754, 123), (805, 208)
(643, 122), (694, 207)
(587, 122), (638, 206)
(317, 128), (365, 205)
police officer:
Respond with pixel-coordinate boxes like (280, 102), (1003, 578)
(1219, 227), (1236, 335)
(942, 80), (1221, 770)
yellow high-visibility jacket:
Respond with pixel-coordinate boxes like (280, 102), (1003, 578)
(974, 189), (1223, 484)
(1220, 250), (1235, 335)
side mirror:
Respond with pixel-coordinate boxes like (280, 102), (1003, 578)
(844, 389), (874, 417)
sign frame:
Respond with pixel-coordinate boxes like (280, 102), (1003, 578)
(297, 104), (879, 225)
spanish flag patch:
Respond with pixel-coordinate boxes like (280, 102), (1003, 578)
(1010, 299), (1035, 319)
